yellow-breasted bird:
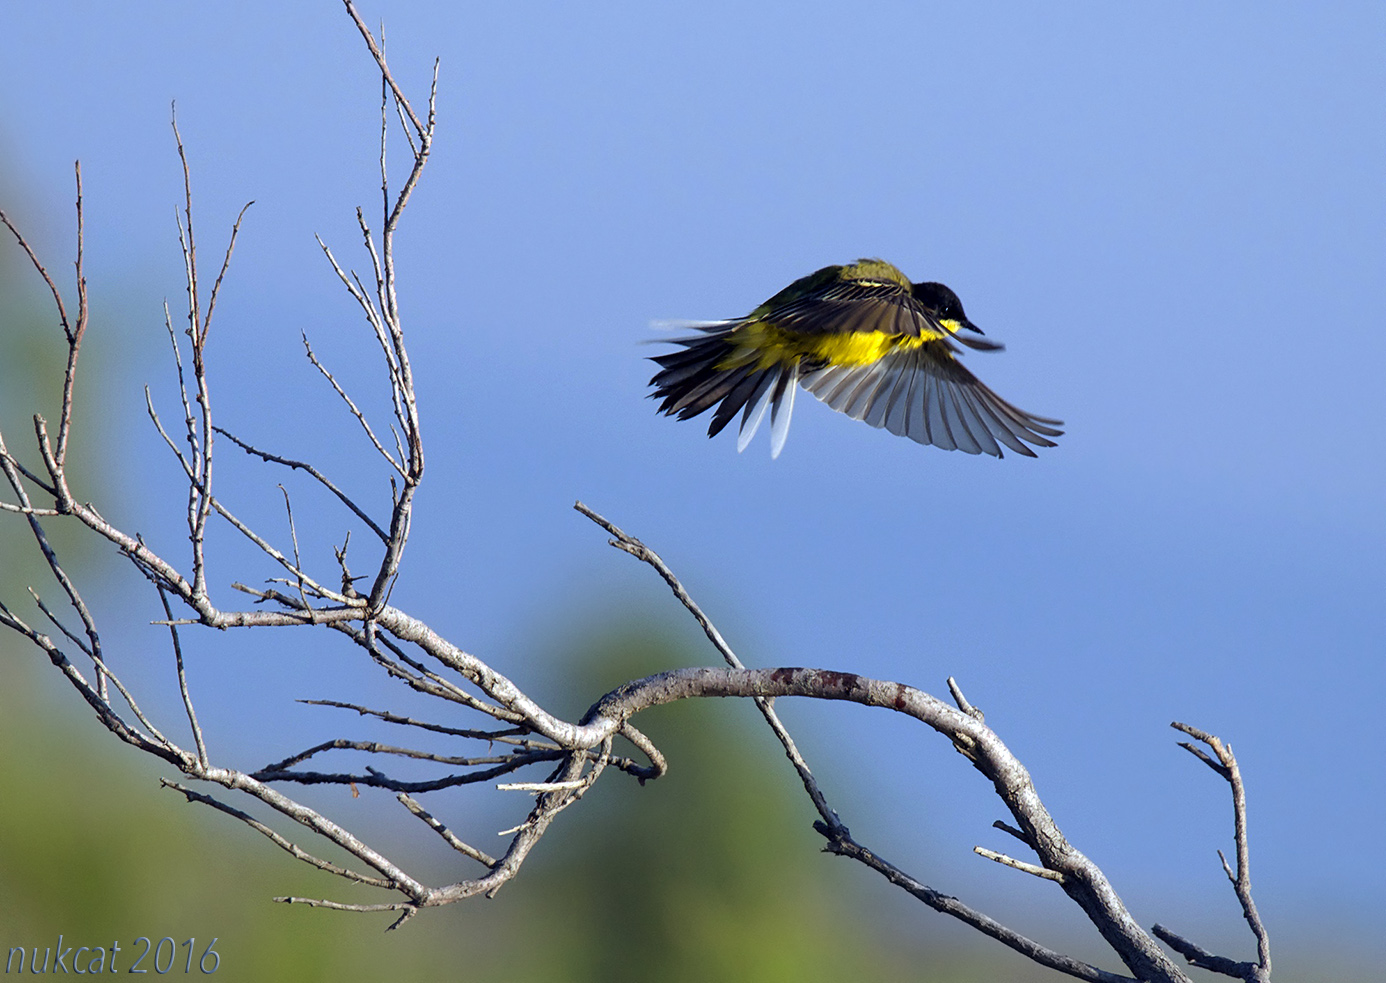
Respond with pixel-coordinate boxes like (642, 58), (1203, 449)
(649, 259), (1063, 459)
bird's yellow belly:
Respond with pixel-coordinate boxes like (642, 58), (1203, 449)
(717, 320), (950, 370)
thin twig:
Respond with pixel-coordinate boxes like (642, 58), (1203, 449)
(0, 454), (58, 499)
(6, 419), (107, 696)
(397, 793), (496, 866)
(215, 425), (389, 541)
(278, 484), (310, 614)
(260, 738), (534, 773)
(274, 896), (416, 915)
(975, 846), (1066, 883)
(341, 0), (426, 137)
(0, 501), (61, 516)
(55, 161), (88, 470)
(1151, 925), (1261, 981)
(1167, 722), (1272, 980)
(993, 819), (1032, 845)
(171, 107), (219, 603)
(162, 779), (393, 888)
(822, 826), (1133, 983)
(0, 202), (72, 340)
(948, 676), (985, 721)
(157, 586), (209, 767)
(253, 756), (566, 794)
(201, 201), (254, 344)
(300, 332), (404, 476)
(29, 587), (94, 657)
(297, 699), (525, 740)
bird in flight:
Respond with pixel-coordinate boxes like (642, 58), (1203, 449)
(649, 259), (1063, 459)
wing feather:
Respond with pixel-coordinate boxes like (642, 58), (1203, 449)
(882, 350), (920, 438)
(737, 370), (779, 452)
(708, 366), (772, 438)
(942, 382), (990, 456)
(768, 362), (799, 459)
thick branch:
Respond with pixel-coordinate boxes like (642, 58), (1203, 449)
(586, 665), (1189, 981)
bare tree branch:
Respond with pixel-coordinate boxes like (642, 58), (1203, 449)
(1152, 723), (1272, 982)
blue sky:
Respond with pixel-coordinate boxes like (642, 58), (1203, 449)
(3, 0), (1384, 960)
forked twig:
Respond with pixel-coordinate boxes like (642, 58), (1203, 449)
(1153, 723), (1272, 983)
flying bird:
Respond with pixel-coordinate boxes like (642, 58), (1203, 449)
(649, 259), (1063, 459)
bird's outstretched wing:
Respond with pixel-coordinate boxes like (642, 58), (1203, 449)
(799, 342), (1063, 457)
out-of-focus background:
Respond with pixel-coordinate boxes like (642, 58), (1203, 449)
(2, 3), (1382, 979)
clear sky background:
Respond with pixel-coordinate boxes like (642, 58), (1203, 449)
(2, 0), (1383, 970)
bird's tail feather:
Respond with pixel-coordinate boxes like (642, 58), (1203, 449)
(649, 324), (799, 456)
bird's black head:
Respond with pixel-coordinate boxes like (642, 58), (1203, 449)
(913, 281), (983, 334)
(912, 281), (965, 319)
